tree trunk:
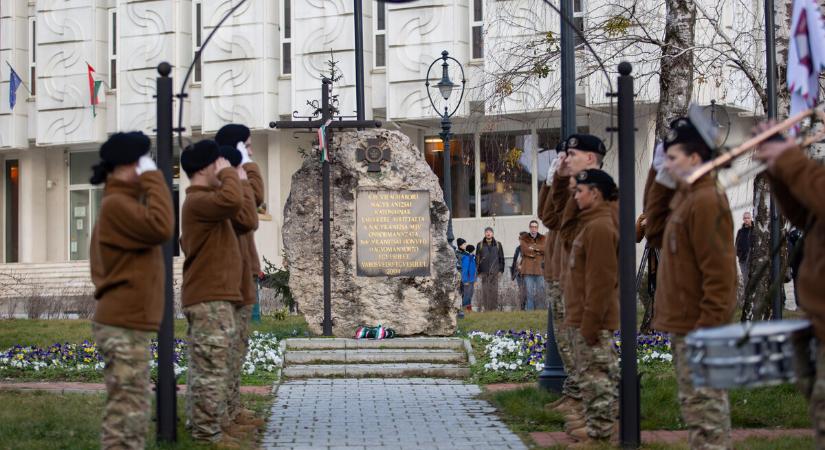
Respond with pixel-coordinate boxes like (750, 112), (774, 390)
(642, 0), (696, 332)
(743, 0), (792, 322)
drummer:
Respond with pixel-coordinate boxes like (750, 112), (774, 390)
(753, 122), (825, 447)
(645, 117), (737, 450)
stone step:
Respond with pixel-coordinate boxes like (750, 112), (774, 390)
(285, 349), (467, 365)
(284, 337), (466, 351)
(282, 363), (471, 379)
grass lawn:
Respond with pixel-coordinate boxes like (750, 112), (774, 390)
(0, 315), (309, 350)
(457, 310), (549, 334)
(533, 437), (815, 450)
(0, 390), (270, 450)
(484, 373), (811, 448)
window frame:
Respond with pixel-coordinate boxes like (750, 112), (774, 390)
(281, 0), (292, 76)
(108, 9), (117, 90)
(373, 0), (386, 69)
(28, 17), (36, 97)
(192, 0), (203, 84)
(470, 0), (484, 61)
(573, 0), (585, 49)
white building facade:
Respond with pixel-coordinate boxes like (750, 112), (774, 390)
(0, 0), (762, 275)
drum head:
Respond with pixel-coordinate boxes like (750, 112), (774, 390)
(686, 319), (811, 341)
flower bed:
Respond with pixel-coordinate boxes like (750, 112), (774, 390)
(469, 329), (673, 384)
(0, 331), (283, 381)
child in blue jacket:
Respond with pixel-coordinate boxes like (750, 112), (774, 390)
(460, 244), (477, 311)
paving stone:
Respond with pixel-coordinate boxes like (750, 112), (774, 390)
(263, 378), (528, 450)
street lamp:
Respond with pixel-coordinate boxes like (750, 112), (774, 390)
(425, 50), (466, 246)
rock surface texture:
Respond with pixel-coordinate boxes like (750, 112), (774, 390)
(282, 129), (458, 336)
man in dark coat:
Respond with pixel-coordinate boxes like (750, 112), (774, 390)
(476, 227), (505, 311)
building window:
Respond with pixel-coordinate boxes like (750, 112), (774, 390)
(424, 135), (476, 218)
(471, 0), (483, 59)
(374, 1), (386, 68)
(5, 160), (19, 263)
(480, 132), (533, 217)
(281, 0), (291, 75)
(108, 10), (117, 89)
(193, 1), (203, 83)
(573, 0), (585, 48)
(69, 152), (103, 261)
(29, 17), (36, 96)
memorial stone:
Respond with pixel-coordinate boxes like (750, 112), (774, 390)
(282, 129), (459, 336)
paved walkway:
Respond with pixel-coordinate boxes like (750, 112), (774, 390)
(261, 378), (528, 450)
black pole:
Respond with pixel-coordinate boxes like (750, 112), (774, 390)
(617, 61), (640, 449)
(538, 0), (575, 393)
(321, 78), (334, 336)
(155, 61), (177, 443)
(764, 0), (782, 320)
(354, 0), (365, 122)
(560, 0), (576, 138)
(440, 112), (454, 245)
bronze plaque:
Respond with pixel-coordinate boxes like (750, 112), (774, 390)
(356, 190), (431, 277)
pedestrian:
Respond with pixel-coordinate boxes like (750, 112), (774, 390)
(89, 132), (174, 450)
(476, 227), (505, 311)
(460, 244), (477, 312)
(753, 124), (824, 447)
(215, 124), (267, 429)
(519, 220), (546, 310)
(455, 238), (467, 298)
(563, 169), (620, 446)
(787, 227), (803, 305)
(180, 139), (245, 447)
(735, 211), (754, 290)
(510, 238), (526, 310)
(541, 135), (608, 427)
(645, 117), (737, 450)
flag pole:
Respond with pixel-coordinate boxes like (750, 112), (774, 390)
(5, 61), (32, 94)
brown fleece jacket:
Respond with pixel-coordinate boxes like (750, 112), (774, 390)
(181, 168), (245, 307)
(91, 171), (174, 331)
(563, 201), (619, 344)
(651, 175), (737, 334)
(643, 167), (675, 249)
(768, 148), (825, 341)
(232, 181), (259, 306)
(243, 162), (265, 275)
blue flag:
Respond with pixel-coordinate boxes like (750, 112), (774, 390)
(9, 67), (23, 110)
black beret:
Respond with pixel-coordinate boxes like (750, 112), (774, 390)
(565, 134), (606, 156)
(664, 117), (711, 159)
(219, 145), (242, 167)
(99, 131), (150, 166)
(181, 139), (220, 175)
(576, 169), (617, 198)
(215, 124), (251, 147)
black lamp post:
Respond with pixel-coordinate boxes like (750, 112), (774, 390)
(425, 51), (466, 247)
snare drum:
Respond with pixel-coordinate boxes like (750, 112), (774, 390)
(685, 319), (814, 389)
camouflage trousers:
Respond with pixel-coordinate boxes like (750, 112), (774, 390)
(671, 334), (732, 450)
(184, 301), (237, 442)
(92, 322), (152, 450)
(572, 329), (619, 439)
(794, 335), (825, 449)
(227, 304), (253, 421)
(545, 280), (581, 400)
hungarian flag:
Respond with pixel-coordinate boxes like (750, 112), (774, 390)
(87, 63), (104, 117)
(788, 0), (825, 130)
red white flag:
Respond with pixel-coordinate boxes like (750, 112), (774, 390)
(788, 0), (825, 127)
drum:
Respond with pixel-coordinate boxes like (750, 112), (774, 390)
(685, 319), (815, 389)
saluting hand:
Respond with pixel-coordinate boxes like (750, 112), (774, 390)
(215, 157), (231, 173)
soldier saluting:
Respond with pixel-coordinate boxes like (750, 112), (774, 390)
(645, 118), (737, 450)
(180, 140), (245, 447)
(89, 131), (174, 450)
(564, 168), (620, 446)
(215, 122), (267, 431)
